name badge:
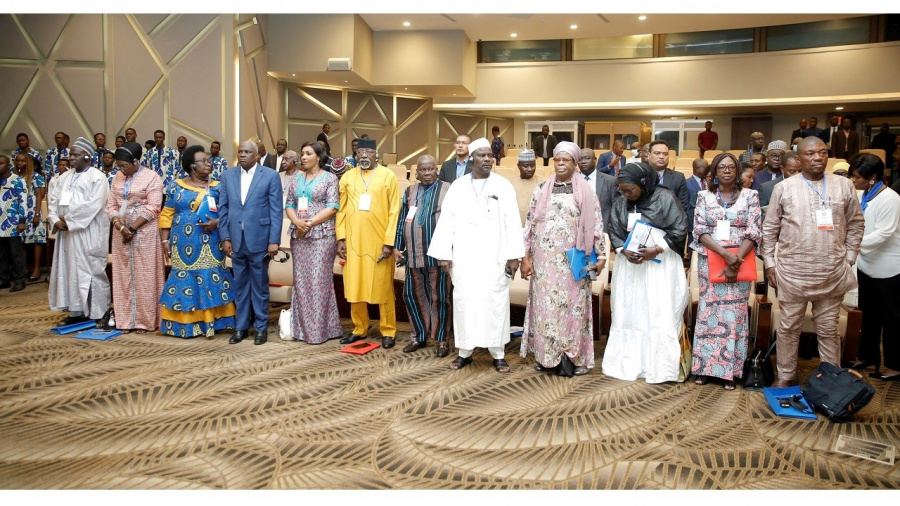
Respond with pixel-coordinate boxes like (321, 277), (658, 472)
(627, 212), (641, 232)
(716, 220), (731, 241)
(358, 193), (372, 211)
(405, 205), (418, 223)
(59, 190), (73, 207)
(297, 197), (309, 213)
(207, 195), (218, 213)
(816, 208), (834, 230)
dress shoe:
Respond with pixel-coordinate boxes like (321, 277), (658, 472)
(254, 330), (268, 345)
(340, 333), (366, 345)
(435, 342), (450, 358)
(382, 336), (396, 349)
(849, 360), (876, 370)
(0, 281), (10, 289)
(229, 330), (248, 344)
(403, 341), (426, 353)
(10, 282), (25, 292)
(61, 315), (90, 326)
(771, 379), (792, 388)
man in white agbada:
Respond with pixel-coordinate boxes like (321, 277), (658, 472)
(427, 137), (525, 373)
(48, 136), (111, 325)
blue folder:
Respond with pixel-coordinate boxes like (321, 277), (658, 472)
(74, 328), (123, 341)
(566, 247), (598, 281)
(196, 195), (218, 220)
(764, 386), (817, 420)
(51, 320), (97, 335)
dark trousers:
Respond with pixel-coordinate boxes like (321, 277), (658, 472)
(0, 236), (26, 285)
(232, 241), (270, 332)
(403, 266), (451, 343)
(857, 269), (900, 371)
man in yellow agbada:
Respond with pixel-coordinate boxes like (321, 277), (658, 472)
(336, 138), (401, 349)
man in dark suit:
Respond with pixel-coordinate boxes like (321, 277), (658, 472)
(790, 119), (807, 146)
(831, 117), (861, 160)
(257, 141), (276, 169)
(825, 116), (840, 155)
(685, 158), (709, 246)
(871, 123), (897, 172)
(648, 140), (690, 220)
(578, 147), (617, 233)
(316, 124), (331, 155)
(218, 140), (284, 345)
(533, 125), (557, 167)
(803, 116), (826, 142)
(438, 133), (473, 183)
(759, 150), (800, 213)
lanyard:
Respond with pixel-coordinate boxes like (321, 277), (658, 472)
(415, 182), (437, 206)
(717, 189), (737, 210)
(123, 167), (141, 199)
(68, 170), (85, 189)
(800, 173), (827, 206)
(359, 168), (374, 194)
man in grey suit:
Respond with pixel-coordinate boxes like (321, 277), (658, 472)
(438, 133), (473, 183)
(648, 140), (691, 222)
(578, 147), (617, 233)
(218, 140), (284, 345)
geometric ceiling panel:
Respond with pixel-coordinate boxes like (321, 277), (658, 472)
(397, 97), (428, 125)
(170, 25), (223, 145)
(27, 74), (85, 147)
(354, 98), (389, 126)
(443, 114), (480, 138)
(134, 14), (168, 35)
(55, 14), (104, 62)
(111, 14), (163, 132)
(130, 90), (165, 146)
(346, 91), (366, 121)
(288, 87), (332, 120)
(288, 124), (326, 151)
(300, 87), (343, 118)
(153, 14), (216, 65)
(0, 16), (37, 60)
(0, 67), (38, 131)
(374, 95), (394, 123)
(239, 20), (265, 56)
(3, 115), (41, 153)
(56, 68), (106, 136)
(19, 14), (69, 58)
(396, 112), (428, 160)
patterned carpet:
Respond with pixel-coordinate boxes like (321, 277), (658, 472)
(1, 283), (898, 489)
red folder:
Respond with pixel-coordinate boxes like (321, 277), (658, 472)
(340, 341), (381, 355)
(707, 248), (758, 283)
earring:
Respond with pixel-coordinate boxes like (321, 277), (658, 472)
(870, 180), (875, 185)
(713, 178), (719, 185)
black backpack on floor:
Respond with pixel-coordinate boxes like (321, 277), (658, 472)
(801, 362), (876, 422)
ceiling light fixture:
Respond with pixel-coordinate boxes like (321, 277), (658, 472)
(291, 73), (295, 77)
(404, 87), (408, 90)
(835, 106), (844, 110)
(403, 21), (410, 27)
(570, 24), (577, 29)
(639, 15), (647, 21)
(344, 80), (348, 83)
(510, 33), (518, 38)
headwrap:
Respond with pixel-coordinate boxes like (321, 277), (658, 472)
(115, 142), (143, 164)
(518, 149), (535, 163)
(609, 162), (687, 252)
(357, 138), (376, 150)
(617, 162), (658, 203)
(532, 141), (598, 255)
(468, 137), (490, 154)
(767, 140), (788, 151)
(72, 136), (94, 157)
(831, 161), (850, 174)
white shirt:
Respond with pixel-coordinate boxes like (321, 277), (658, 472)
(583, 170), (597, 186)
(858, 187), (900, 278)
(240, 164), (257, 204)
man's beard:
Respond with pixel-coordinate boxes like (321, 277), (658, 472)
(358, 158), (372, 169)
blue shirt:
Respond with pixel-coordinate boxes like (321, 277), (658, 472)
(455, 159), (467, 179)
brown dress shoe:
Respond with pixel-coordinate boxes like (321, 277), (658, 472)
(435, 342), (450, 358)
(403, 341), (425, 353)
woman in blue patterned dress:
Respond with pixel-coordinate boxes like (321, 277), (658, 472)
(158, 145), (236, 338)
(690, 152), (763, 390)
(13, 153), (47, 282)
(284, 141), (342, 344)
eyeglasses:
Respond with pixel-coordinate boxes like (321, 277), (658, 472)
(553, 156), (574, 163)
(193, 158), (210, 165)
(717, 165), (738, 172)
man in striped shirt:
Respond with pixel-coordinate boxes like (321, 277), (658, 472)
(394, 154), (453, 357)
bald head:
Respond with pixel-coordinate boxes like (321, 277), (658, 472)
(238, 141), (259, 170)
(415, 154), (438, 185)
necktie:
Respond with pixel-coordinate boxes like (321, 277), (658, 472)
(701, 179), (707, 190)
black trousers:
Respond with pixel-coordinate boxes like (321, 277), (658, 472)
(0, 236), (26, 285)
(857, 268), (900, 371)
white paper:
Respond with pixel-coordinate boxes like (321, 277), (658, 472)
(627, 212), (641, 232)
(297, 196), (309, 213)
(206, 195), (218, 212)
(623, 220), (667, 254)
(404, 205), (417, 223)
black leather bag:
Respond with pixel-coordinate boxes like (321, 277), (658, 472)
(743, 338), (776, 391)
(801, 362), (876, 423)
(556, 355), (575, 377)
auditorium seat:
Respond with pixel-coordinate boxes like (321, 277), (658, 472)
(673, 157), (695, 171)
(382, 153), (398, 165)
(825, 158), (847, 172)
(387, 164), (407, 180)
(727, 150), (745, 159)
(703, 150), (723, 161)
(679, 149), (700, 160)
(858, 149), (885, 164)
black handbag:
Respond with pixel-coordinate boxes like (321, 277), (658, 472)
(801, 362), (876, 423)
(743, 337), (776, 391)
(556, 355), (575, 377)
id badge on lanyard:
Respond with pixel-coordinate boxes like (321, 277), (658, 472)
(359, 193), (372, 211)
(716, 220), (731, 241)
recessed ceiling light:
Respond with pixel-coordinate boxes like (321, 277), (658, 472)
(570, 24), (577, 29)
(344, 80), (348, 83)
(835, 106), (844, 110)
(452, 93), (456, 96)
(402, 21), (410, 27)
(404, 87), (408, 90)
(639, 15), (647, 21)
(291, 73), (295, 77)
(510, 33), (517, 38)
(521, 112), (527, 116)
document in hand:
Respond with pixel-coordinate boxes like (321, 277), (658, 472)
(622, 220), (667, 264)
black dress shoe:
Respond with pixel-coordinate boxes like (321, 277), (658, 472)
(10, 283), (25, 292)
(61, 315), (90, 326)
(254, 330), (268, 345)
(229, 330), (248, 344)
(0, 281), (10, 289)
(435, 342), (450, 358)
(403, 341), (425, 353)
(340, 334), (366, 344)
(382, 337), (396, 349)
(850, 360), (876, 370)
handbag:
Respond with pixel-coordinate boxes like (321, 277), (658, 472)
(743, 337), (776, 391)
(676, 324), (692, 383)
(707, 248), (757, 283)
(556, 355), (575, 377)
(278, 309), (293, 341)
(801, 362), (875, 423)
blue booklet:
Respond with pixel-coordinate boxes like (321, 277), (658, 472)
(74, 329), (123, 341)
(51, 320), (97, 335)
(566, 247), (598, 281)
(764, 386), (817, 420)
(196, 195), (218, 220)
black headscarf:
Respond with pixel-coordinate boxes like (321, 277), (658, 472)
(609, 162), (687, 252)
(115, 142), (142, 164)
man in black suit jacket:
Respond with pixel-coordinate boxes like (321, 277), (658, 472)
(648, 140), (690, 221)
(790, 118), (807, 145)
(831, 117), (861, 160)
(578, 147), (617, 233)
(533, 125), (557, 167)
(438, 133), (473, 183)
(316, 124), (331, 155)
(257, 141), (276, 169)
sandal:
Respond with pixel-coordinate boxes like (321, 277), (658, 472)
(574, 367), (590, 376)
(723, 380), (736, 391)
(694, 375), (709, 385)
(449, 356), (473, 370)
(493, 358), (511, 374)
(533, 363), (546, 372)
